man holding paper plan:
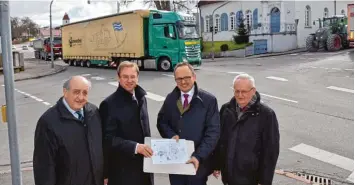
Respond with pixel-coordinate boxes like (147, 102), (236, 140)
(99, 61), (153, 185)
(157, 62), (220, 185)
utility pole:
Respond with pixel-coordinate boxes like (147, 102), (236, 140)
(0, 1), (23, 185)
(334, 0), (336, 15)
(50, 0), (54, 68)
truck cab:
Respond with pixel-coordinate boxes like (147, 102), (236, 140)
(148, 10), (201, 71)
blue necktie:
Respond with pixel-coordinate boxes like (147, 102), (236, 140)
(76, 111), (84, 121)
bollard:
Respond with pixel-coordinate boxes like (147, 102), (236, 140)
(19, 52), (24, 71)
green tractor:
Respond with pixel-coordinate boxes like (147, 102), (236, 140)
(306, 15), (350, 52)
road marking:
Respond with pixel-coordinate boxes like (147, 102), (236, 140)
(162, 74), (174, 78)
(228, 72), (245, 74)
(260, 93), (298, 103)
(327, 86), (354, 94)
(81, 74), (91, 77)
(91, 76), (105, 80)
(309, 66), (317, 68)
(345, 69), (354, 71)
(331, 68), (341, 70)
(43, 102), (51, 106)
(107, 82), (166, 102)
(290, 53), (298, 56)
(146, 92), (166, 101)
(290, 143), (354, 182)
(266, 76), (288, 82)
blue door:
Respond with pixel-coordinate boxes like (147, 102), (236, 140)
(254, 39), (267, 54)
(270, 7), (280, 33)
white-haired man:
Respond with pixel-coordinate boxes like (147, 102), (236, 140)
(212, 73), (280, 185)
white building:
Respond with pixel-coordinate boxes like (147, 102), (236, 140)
(198, 0), (352, 53)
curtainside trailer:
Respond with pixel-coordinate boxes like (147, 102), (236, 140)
(61, 9), (201, 71)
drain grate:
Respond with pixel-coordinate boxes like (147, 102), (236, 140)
(295, 172), (333, 185)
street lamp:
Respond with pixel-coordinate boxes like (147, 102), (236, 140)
(49, 0), (54, 68)
(211, 1), (230, 60)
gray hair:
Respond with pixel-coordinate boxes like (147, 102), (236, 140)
(174, 61), (196, 76)
(233, 73), (255, 88)
(63, 76), (92, 90)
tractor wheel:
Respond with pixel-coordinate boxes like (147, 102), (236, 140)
(306, 36), (318, 52)
(327, 34), (342, 51)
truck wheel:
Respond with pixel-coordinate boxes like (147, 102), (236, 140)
(86, 61), (91, 68)
(306, 35), (318, 52)
(158, 57), (172, 71)
(327, 34), (342, 51)
(81, 60), (86, 67)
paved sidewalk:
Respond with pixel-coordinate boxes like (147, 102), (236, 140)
(202, 48), (307, 63)
(0, 59), (68, 84)
(0, 168), (310, 185)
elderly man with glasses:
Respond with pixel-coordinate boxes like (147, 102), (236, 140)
(157, 61), (220, 185)
(212, 73), (280, 185)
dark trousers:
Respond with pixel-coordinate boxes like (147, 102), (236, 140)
(169, 174), (208, 185)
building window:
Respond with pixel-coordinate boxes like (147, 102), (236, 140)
(230, 12), (236, 30)
(215, 14), (220, 32)
(221, 13), (228, 31)
(205, 15), (210, 32)
(253, 8), (258, 29)
(305, 5), (311, 27)
(341, 9), (345, 15)
(245, 10), (252, 32)
(324, 8), (329, 18)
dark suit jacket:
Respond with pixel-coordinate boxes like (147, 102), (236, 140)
(99, 84), (153, 185)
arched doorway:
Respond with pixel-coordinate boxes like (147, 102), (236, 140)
(270, 7), (280, 33)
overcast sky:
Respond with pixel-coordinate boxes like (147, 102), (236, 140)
(9, 0), (152, 27)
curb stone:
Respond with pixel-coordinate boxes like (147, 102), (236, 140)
(13, 63), (69, 82)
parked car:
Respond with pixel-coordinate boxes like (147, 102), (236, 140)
(22, 45), (29, 50)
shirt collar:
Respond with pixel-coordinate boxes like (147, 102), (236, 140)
(62, 98), (84, 117)
(181, 85), (194, 97)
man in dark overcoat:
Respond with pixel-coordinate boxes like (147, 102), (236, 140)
(33, 76), (104, 185)
(99, 61), (154, 185)
(157, 62), (220, 185)
(212, 73), (280, 185)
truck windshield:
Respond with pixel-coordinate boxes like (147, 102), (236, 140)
(53, 38), (62, 44)
(177, 24), (199, 39)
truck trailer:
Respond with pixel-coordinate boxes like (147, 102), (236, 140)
(61, 9), (201, 71)
(33, 37), (63, 60)
(348, 4), (354, 47)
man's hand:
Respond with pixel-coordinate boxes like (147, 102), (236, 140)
(212, 170), (220, 179)
(137, 144), (153, 157)
(172, 135), (179, 142)
(104, 178), (108, 185)
(186, 156), (199, 171)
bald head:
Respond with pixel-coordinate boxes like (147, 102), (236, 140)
(63, 76), (92, 90)
(63, 76), (91, 111)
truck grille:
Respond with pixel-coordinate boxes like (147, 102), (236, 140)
(185, 45), (201, 58)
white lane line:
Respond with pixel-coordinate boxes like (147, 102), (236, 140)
(91, 76), (105, 80)
(345, 69), (354, 71)
(309, 66), (317, 68)
(290, 143), (354, 181)
(146, 92), (166, 102)
(331, 68), (341, 70)
(81, 74), (91, 77)
(227, 72), (245, 74)
(266, 76), (288, 82)
(289, 53), (298, 56)
(107, 82), (166, 102)
(327, 86), (354, 94)
(43, 102), (51, 106)
(162, 74), (174, 78)
(347, 172), (354, 183)
(228, 87), (298, 103)
(260, 93), (298, 103)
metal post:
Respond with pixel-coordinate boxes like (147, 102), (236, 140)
(211, 1), (230, 60)
(334, 0), (336, 15)
(0, 1), (23, 185)
(50, 0), (54, 68)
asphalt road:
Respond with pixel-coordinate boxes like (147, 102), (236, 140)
(0, 49), (353, 185)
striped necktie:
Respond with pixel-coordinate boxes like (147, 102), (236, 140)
(76, 111), (84, 121)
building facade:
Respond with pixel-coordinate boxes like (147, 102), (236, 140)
(198, 0), (351, 53)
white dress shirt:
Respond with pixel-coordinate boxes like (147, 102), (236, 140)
(181, 85), (194, 106)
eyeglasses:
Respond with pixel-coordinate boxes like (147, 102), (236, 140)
(120, 75), (137, 81)
(233, 88), (254, 96)
(175, 76), (192, 83)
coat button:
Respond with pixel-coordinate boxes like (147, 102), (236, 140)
(84, 124), (87, 127)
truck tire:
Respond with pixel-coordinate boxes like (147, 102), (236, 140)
(158, 57), (172, 71)
(86, 61), (91, 68)
(306, 35), (318, 52)
(327, 34), (342, 51)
